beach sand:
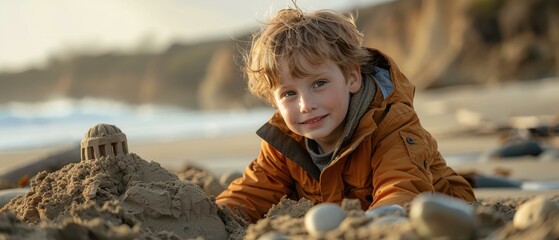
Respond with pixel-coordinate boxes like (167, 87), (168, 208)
(0, 129), (558, 239)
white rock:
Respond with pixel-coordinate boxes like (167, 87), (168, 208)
(219, 170), (242, 187)
(0, 188), (29, 207)
(304, 203), (346, 236)
(365, 204), (406, 218)
(257, 232), (289, 240)
(513, 196), (559, 229)
(410, 193), (475, 239)
(539, 149), (559, 162)
(367, 215), (408, 228)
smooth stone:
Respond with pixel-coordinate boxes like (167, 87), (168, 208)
(410, 193), (475, 240)
(257, 231), (289, 240)
(219, 170), (242, 187)
(365, 204), (406, 218)
(521, 181), (559, 190)
(539, 149), (559, 162)
(0, 146), (80, 186)
(367, 215), (408, 228)
(489, 138), (543, 158)
(513, 196), (559, 229)
(304, 203), (346, 236)
(473, 174), (522, 188)
(0, 188), (30, 207)
(204, 177), (224, 197)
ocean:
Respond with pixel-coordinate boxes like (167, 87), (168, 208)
(0, 97), (274, 152)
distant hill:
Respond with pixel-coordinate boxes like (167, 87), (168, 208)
(1, 0), (557, 110)
(0, 39), (247, 109)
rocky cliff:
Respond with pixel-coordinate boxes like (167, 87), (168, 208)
(361, 0), (558, 89)
(0, 0), (557, 110)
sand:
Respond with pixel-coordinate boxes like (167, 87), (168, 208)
(0, 113), (558, 240)
(242, 194), (559, 240)
(0, 153), (235, 240)
(238, 194), (559, 239)
(1, 132), (559, 239)
(2, 150), (557, 239)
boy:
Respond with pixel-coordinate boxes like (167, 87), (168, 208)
(216, 7), (475, 223)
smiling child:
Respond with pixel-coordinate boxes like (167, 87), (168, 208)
(216, 7), (475, 223)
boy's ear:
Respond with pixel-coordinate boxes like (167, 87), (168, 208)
(347, 65), (362, 94)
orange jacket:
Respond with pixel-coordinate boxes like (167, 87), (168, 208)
(216, 49), (475, 223)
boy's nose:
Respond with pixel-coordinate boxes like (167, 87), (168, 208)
(299, 94), (317, 113)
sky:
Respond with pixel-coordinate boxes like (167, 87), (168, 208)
(0, 0), (386, 72)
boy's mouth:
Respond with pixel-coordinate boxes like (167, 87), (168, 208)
(300, 115), (327, 124)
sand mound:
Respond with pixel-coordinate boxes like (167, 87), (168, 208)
(0, 153), (228, 240)
(244, 195), (559, 240)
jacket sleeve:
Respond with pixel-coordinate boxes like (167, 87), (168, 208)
(216, 140), (294, 223)
(369, 102), (474, 208)
(430, 150), (476, 201)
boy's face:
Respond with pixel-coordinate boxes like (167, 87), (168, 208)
(273, 56), (361, 153)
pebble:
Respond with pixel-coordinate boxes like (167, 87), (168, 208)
(203, 177), (225, 197)
(304, 203), (346, 236)
(513, 196), (559, 229)
(365, 204), (406, 218)
(219, 170), (242, 187)
(539, 149), (559, 162)
(410, 193), (475, 239)
(0, 188), (30, 208)
(257, 231), (290, 240)
(367, 215), (408, 228)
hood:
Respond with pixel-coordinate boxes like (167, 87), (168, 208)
(367, 48), (416, 109)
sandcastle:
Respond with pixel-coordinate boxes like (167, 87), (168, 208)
(0, 122), (231, 239)
(80, 123), (128, 160)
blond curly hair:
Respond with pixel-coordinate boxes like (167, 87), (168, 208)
(244, 8), (371, 104)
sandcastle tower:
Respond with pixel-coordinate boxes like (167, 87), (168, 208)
(81, 123), (128, 160)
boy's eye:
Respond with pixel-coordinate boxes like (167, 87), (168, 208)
(281, 91), (296, 98)
(313, 80), (327, 88)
